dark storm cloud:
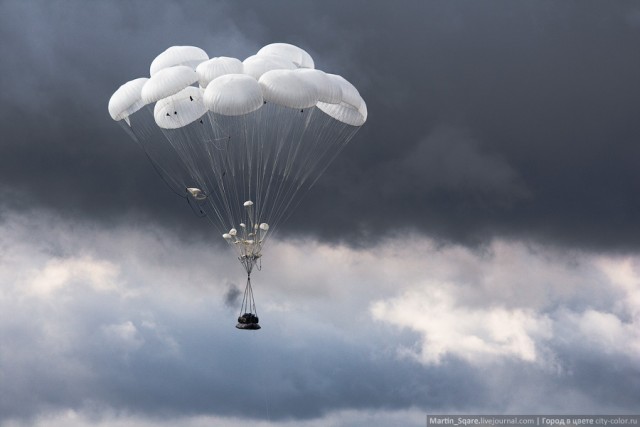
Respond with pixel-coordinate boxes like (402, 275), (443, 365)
(2, 0), (640, 250)
(0, 1), (259, 236)
(296, 1), (640, 249)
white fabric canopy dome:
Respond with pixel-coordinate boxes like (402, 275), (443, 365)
(154, 86), (207, 129)
(108, 77), (148, 121)
(242, 54), (296, 80)
(109, 42), (367, 128)
(203, 74), (264, 116)
(196, 56), (243, 88)
(259, 69), (319, 109)
(257, 43), (315, 69)
(150, 45), (209, 76)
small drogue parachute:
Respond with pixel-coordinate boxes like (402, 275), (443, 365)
(108, 43), (367, 329)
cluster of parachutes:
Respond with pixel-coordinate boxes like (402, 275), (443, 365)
(108, 43), (366, 328)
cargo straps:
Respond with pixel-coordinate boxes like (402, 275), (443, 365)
(239, 274), (258, 318)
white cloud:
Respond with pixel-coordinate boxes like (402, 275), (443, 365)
(1, 211), (640, 424)
(558, 257), (640, 358)
(26, 256), (122, 297)
(371, 284), (553, 364)
(102, 320), (144, 353)
(369, 240), (640, 368)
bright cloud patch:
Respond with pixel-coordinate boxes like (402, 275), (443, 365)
(559, 257), (640, 358)
(372, 285), (552, 364)
(370, 242), (640, 369)
(26, 256), (121, 296)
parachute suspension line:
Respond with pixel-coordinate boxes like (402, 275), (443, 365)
(276, 109), (326, 231)
(266, 107), (310, 224)
(206, 104), (359, 244)
(230, 113), (248, 225)
(271, 121), (361, 229)
(138, 102), (361, 246)
(265, 108), (362, 238)
(212, 112), (249, 233)
(224, 136), (241, 231)
(254, 105), (290, 229)
(200, 115), (237, 231)
(163, 111), (230, 235)
(202, 138), (234, 228)
(126, 91), (362, 263)
(239, 273), (257, 318)
(134, 135), (187, 199)
(258, 105), (310, 237)
(122, 110), (191, 198)
(251, 105), (273, 237)
(244, 114), (253, 209)
(266, 107), (323, 231)
(163, 115), (230, 235)
(218, 127), (241, 232)
(236, 270), (260, 330)
(254, 106), (269, 234)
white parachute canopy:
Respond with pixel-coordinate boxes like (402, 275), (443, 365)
(108, 42), (367, 271)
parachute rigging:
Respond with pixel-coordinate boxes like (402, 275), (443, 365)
(108, 43), (367, 329)
(237, 275), (260, 330)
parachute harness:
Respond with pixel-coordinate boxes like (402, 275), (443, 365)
(239, 273), (258, 319)
(223, 200), (268, 328)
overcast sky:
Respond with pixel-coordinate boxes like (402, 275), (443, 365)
(1, 1), (640, 426)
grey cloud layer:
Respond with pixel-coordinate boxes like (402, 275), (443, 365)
(2, 213), (639, 425)
(1, 1), (640, 249)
